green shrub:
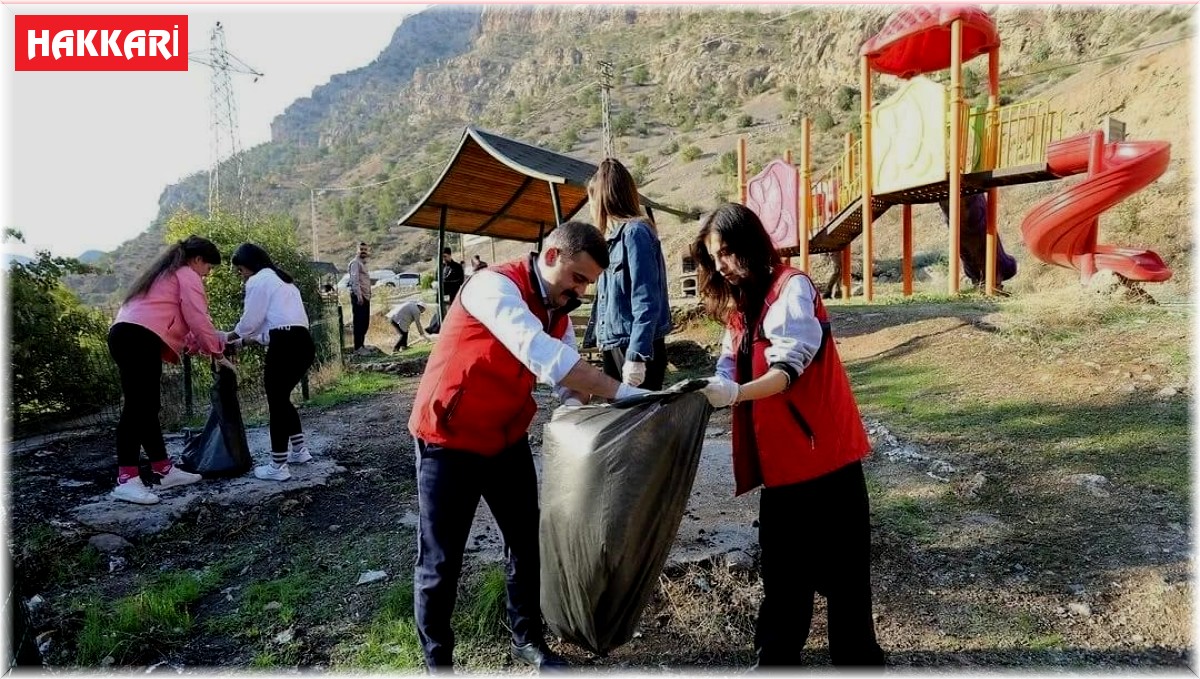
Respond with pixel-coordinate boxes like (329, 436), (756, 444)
(737, 114), (754, 128)
(680, 145), (703, 162)
(835, 86), (859, 112)
(814, 108), (836, 132)
(6, 230), (118, 428)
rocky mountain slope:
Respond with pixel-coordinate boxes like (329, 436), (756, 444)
(67, 6), (1193, 305)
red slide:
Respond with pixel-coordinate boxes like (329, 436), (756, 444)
(1020, 131), (1172, 283)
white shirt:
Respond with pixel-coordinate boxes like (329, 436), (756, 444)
(716, 274), (824, 381)
(387, 301), (425, 328)
(233, 268), (309, 345)
(458, 266), (579, 394)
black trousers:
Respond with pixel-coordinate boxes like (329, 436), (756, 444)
(351, 295), (370, 350)
(756, 461), (885, 666)
(390, 319), (409, 350)
(264, 327), (315, 453)
(602, 336), (669, 391)
(107, 322), (169, 467)
(413, 436), (542, 668)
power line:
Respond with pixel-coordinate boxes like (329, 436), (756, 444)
(1000, 33), (1192, 83)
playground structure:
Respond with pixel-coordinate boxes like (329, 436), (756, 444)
(740, 5), (1173, 300)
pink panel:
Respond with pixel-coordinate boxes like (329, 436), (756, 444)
(745, 159), (799, 250)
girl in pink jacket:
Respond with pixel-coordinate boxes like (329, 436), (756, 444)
(107, 236), (226, 505)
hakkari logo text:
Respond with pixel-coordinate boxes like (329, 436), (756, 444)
(15, 15), (188, 71)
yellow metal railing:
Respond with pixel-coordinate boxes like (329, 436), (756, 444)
(963, 100), (1065, 171)
(807, 139), (862, 232)
(953, 99), (1064, 173)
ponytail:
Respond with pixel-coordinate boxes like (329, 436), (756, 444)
(124, 236), (220, 303)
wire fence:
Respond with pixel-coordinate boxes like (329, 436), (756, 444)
(10, 300), (346, 441)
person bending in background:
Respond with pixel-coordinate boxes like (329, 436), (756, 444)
(386, 299), (428, 352)
(226, 243), (315, 482)
(692, 203), (885, 668)
(106, 236), (225, 505)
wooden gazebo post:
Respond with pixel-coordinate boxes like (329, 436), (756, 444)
(902, 204), (913, 296)
(948, 17), (964, 295)
(799, 117), (812, 273)
(860, 54), (875, 302)
(984, 45), (1001, 295)
(437, 205), (448, 319)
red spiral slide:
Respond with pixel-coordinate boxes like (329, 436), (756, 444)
(1020, 131), (1172, 283)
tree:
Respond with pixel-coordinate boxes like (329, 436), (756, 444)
(631, 64), (650, 85)
(835, 86), (860, 112)
(7, 231), (118, 428)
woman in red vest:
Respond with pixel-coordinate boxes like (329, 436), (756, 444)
(692, 203), (884, 667)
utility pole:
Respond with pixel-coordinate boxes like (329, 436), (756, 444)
(309, 187), (318, 260)
(599, 60), (614, 159)
(190, 21), (262, 219)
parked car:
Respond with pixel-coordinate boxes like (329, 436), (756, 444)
(375, 271), (421, 289)
(338, 270), (399, 291)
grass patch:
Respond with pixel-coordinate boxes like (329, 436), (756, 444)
(995, 291), (1185, 349)
(75, 568), (224, 665)
(874, 495), (933, 542)
(334, 582), (424, 669)
(848, 359), (1190, 500)
(333, 565), (508, 670)
(304, 371), (401, 409)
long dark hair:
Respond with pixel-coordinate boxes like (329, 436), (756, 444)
(124, 236), (221, 303)
(588, 157), (655, 233)
(231, 243), (294, 284)
(690, 203), (781, 325)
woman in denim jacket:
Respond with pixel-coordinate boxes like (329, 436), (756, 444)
(587, 158), (673, 390)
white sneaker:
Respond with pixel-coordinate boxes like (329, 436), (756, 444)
(111, 477), (161, 505)
(254, 463), (291, 482)
(157, 466), (203, 489)
(287, 447), (312, 464)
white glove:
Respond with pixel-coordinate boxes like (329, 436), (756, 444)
(562, 397), (584, 407)
(216, 330), (229, 344)
(622, 360), (646, 387)
(615, 382), (651, 401)
(701, 376), (740, 408)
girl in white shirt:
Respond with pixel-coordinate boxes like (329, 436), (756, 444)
(227, 244), (315, 482)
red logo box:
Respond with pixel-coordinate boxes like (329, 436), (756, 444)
(15, 15), (188, 71)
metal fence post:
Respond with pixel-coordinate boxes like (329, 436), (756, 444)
(337, 304), (346, 363)
(183, 354), (194, 420)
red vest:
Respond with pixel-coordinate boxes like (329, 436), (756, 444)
(729, 266), (871, 495)
(408, 256), (573, 455)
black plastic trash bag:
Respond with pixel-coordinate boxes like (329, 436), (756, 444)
(539, 382), (712, 655)
(179, 364), (252, 479)
(425, 310), (441, 335)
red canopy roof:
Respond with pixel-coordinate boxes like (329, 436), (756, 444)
(861, 5), (1000, 78)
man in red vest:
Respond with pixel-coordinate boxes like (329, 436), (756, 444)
(408, 221), (649, 672)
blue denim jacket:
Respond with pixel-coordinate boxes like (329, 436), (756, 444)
(589, 219), (673, 361)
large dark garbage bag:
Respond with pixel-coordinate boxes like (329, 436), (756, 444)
(179, 365), (252, 479)
(540, 382), (712, 655)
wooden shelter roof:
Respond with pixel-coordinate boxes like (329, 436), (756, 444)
(395, 126), (693, 243)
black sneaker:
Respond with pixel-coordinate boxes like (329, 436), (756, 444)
(510, 642), (568, 671)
